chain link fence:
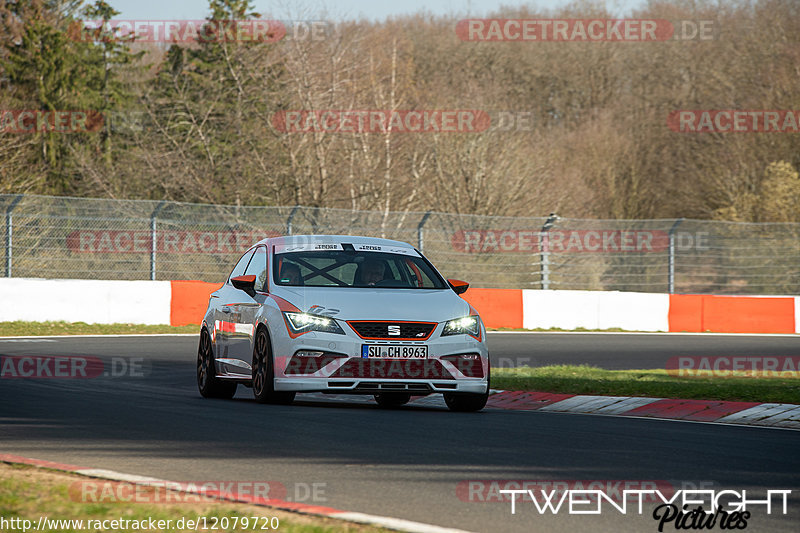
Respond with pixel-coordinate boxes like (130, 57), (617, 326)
(1, 194), (798, 294)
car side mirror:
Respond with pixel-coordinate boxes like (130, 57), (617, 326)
(231, 274), (256, 293)
(448, 279), (469, 295)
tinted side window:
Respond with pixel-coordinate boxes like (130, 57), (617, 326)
(243, 246), (268, 291)
(228, 249), (255, 283)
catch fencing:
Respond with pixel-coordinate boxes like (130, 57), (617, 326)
(1, 194), (798, 294)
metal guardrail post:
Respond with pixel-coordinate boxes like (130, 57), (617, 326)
(150, 201), (166, 281)
(286, 205), (300, 235)
(540, 213), (558, 290)
(668, 218), (685, 294)
(417, 212), (432, 252)
(5, 195), (23, 277)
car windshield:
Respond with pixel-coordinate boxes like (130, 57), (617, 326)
(274, 249), (447, 289)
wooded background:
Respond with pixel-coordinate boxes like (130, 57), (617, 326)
(1, 0), (798, 223)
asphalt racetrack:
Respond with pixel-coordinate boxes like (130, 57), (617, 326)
(1, 333), (799, 533)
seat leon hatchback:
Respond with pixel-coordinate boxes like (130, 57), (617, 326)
(197, 235), (490, 411)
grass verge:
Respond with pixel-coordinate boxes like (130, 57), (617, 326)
(0, 462), (388, 533)
(0, 321), (198, 337)
(493, 365), (800, 404)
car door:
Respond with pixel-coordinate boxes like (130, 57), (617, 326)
(227, 245), (269, 364)
(214, 248), (255, 365)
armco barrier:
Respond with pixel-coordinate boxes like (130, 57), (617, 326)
(0, 279), (797, 333)
(0, 278), (171, 325)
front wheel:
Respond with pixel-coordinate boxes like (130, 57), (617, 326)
(197, 329), (237, 399)
(445, 361), (490, 412)
(444, 392), (488, 412)
(374, 392), (411, 408)
(252, 327), (295, 405)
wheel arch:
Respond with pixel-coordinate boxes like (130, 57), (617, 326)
(252, 321), (274, 363)
(200, 321), (216, 357)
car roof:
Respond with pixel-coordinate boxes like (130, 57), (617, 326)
(253, 234), (417, 250)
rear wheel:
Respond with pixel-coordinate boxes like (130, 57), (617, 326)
(197, 329), (237, 399)
(252, 327), (295, 405)
(373, 392), (411, 408)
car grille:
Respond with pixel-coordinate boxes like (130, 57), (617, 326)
(348, 321), (436, 340)
(330, 359), (455, 379)
(354, 382), (433, 393)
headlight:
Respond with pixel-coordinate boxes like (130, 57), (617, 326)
(283, 312), (345, 335)
(442, 316), (480, 338)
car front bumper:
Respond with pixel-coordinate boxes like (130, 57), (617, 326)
(272, 327), (489, 394)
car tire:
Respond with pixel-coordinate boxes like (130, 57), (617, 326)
(443, 392), (488, 412)
(252, 327), (296, 405)
(197, 329), (237, 399)
(444, 360), (490, 412)
(374, 392), (411, 408)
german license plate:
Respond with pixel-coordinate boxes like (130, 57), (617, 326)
(361, 344), (428, 359)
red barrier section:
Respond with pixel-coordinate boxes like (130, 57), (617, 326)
(170, 280), (221, 326)
(669, 294), (795, 333)
(461, 288), (524, 329)
(704, 295), (795, 333)
(668, 294), (704, 332)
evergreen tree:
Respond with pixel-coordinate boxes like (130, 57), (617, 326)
(80, 0), (143, 165)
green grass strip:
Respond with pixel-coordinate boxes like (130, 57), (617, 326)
(493, 365), (800, 404)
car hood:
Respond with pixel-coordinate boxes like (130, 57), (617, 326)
(272, 286), (472, 322)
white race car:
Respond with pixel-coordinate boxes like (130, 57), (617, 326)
(197, 235), (489, 411)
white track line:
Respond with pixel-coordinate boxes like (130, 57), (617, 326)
(332, 512), (474, 533)
(14, 460), (475, 533)
(525, 408), (800, 431)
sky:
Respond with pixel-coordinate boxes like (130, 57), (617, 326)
(105, 0), (648, 22)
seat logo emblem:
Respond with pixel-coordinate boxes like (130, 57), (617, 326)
(387, 325), (401, 336)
